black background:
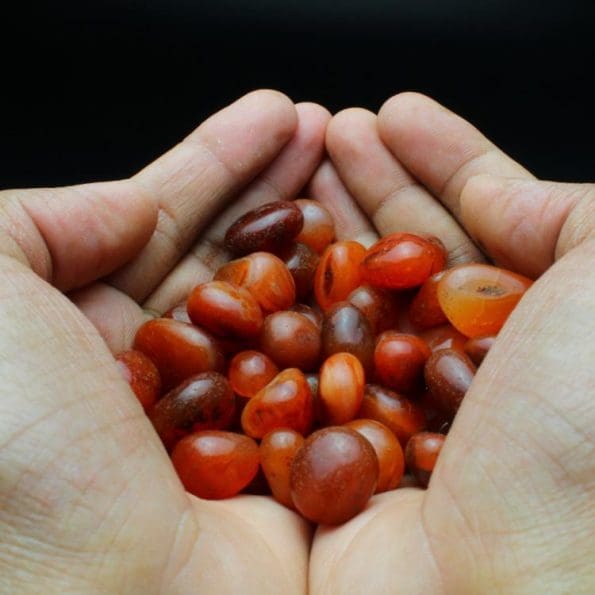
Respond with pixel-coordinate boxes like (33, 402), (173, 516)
(1, 0), (593, 190)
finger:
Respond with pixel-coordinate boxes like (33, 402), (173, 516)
(143, 102), (330, 312)
(69, 282), (153, 353)
(306, 159), (379, 248)
(461, 175), (595, 277)
(109, 90), (298, 303)
(424, 240), (595, 591)
(0, 179), (157, 291)
(377, 92), (533, 221)
(196, 102), (332, 246)
(326, 108), (483, 265)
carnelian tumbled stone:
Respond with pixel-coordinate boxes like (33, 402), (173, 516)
(149, 372), (235, 450)
(260, 429), (305, 508)
(359, 384), (426, 447)
(319, 353), (365, 425)
(321, 301), (375, 373)
(214, 252), (296, 314)
(392, 293), (421, 335)
(294, 198), (336, 254)
(418, 324), (467, 354)
(228, 350), (279, 398)
(347, 285), (400, 335)
(408, 271), (448, 329)
(374, 332), (431, 394)
(241, 368), (313, 438)
(437, 263), (532, 338)
(187, 280), (263, 339)
(418, 390), (453, 434)
(346, 419), (405, 493)
(279, 242), (320, 301)
(464, 335), (496, 366)
(290, 303), (323, 330)
(172, 431), (260, 499)
(290, 427), (378, 525)
(304, 373), (321, 425)
(405, 432), (445, 487)
(314, 240), (366, 311)
(115, 350), (161, 411)
(134, 318), (224, 391)
(260, 311), (321, 371)
(424, 349), (476, 415)
(224, 201), (304, 255)
(360, 232), (446, 289)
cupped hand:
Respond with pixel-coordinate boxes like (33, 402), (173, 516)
(0, 90), (330, 593)
(309, 94), (595, 593)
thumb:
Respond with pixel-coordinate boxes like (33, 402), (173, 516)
(460, 175), (595, 278)
(0, 179), (158, 291)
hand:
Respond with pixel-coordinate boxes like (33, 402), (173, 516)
(2, 89), (593, 595)
(0, 90), (330, 593)
(308, 93), (595, 593)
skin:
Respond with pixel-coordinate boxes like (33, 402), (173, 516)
(0, 90), (593, 593)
